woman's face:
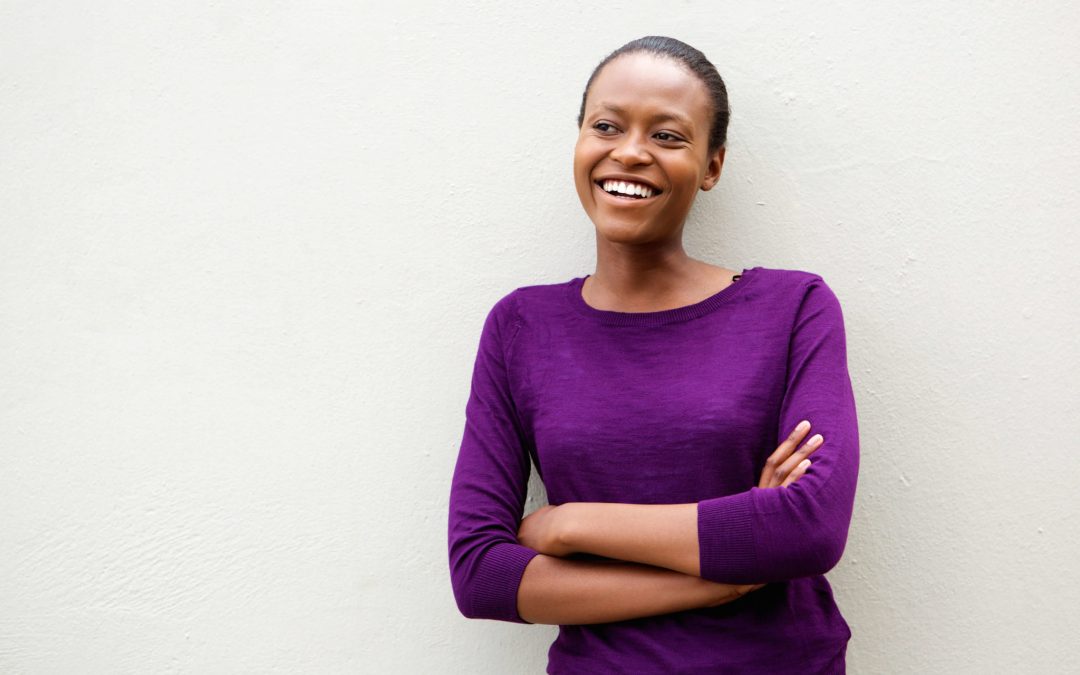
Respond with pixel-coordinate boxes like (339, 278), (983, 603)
(574, 52), (724, 245)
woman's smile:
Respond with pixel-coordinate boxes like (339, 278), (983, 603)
(594, 177), (663, 204)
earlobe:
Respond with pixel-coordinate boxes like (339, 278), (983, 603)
(701, 146), (726, 191)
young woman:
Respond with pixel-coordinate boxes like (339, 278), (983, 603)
(448, 36), (859, 674)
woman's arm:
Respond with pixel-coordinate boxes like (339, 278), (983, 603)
(519, 423), (818, 578)
(448, 294), (541, 623)
(537, 502), (702, 577)
(517, 553), (761, 625)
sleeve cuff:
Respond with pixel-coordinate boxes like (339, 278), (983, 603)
(697, 490), (758, 583)
(471, 542), (541, 623)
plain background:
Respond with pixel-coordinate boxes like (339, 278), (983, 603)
(2, 1), (1078, 673)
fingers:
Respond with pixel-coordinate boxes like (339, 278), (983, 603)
(780, 458), (811, 488)
(759, 420), (814, 488)
(774, 433), (823, 486)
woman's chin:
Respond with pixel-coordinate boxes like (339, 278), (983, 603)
(593, 219), (670, 245)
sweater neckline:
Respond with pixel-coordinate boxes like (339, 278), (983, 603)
(566, 266), (761, 326)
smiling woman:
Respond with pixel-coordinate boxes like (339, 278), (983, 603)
(448, 36), (859, 674)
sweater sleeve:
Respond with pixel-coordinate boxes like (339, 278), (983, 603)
(697, 276), (860, 583)
(447, 294), (540, 623)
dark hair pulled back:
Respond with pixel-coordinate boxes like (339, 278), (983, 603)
(576, 36), (730, 154)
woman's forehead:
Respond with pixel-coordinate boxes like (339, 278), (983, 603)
(587, 54), (712, 109)
(585, 53), (711, 124)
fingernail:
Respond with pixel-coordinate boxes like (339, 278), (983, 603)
(800, 459), (811, 468)
(796, 420), (809, 432)
(810, 434), (823, 445)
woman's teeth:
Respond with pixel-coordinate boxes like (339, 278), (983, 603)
(600, 180), (655, 199)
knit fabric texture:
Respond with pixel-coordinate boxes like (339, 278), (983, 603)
(448, 266), (859, 674)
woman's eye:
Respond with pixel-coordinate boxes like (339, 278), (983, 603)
(655, 132), (683, 142)
(594, 122), (618, 133)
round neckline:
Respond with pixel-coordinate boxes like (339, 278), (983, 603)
(566, 266), (761, 326)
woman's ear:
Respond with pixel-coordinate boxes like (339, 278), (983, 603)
(701, 146), (726, 191)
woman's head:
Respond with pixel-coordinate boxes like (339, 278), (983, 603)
(573, 37), (729, 243)
(577, 36), (730, 155)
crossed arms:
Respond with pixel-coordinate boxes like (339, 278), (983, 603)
(513, 421), (826, 625)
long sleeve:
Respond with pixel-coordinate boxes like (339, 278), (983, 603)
(696, 276), (860, 583)
(447, 293), (540, 623)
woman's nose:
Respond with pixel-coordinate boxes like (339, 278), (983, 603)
(609, 132), (652, 166)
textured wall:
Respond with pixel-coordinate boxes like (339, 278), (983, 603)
(2, 1), (1078, 673)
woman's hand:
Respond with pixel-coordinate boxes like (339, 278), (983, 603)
(713, 424), (823, 603)
(758, 420), (823, 489)
(707, 582), (768, 607)
(517, 504), (574, 556)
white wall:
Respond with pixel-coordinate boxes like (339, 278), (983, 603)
(2, 2), (1077, 672)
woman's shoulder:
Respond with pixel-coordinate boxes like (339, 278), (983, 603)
(753, 266), (841, 296)
(743, 267), (850, 324)
(481, 276), (577, 326)
(753, 265), (825, 286)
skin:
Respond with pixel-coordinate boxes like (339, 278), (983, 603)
(514, 52), (827, 625)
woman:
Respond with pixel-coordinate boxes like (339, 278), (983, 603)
(448, 36), (858, 674)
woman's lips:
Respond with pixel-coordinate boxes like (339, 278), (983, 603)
(593, 180), (661, 205)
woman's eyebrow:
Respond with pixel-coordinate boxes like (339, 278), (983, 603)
(594, 103), (695, 131)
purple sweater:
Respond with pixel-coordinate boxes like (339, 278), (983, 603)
(448, 266), (859, 674)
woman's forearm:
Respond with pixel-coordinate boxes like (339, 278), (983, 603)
(558, 502), (701, 577)
(516, 552), (755, 625)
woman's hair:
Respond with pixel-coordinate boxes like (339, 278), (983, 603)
(576, 36), (731, 154)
